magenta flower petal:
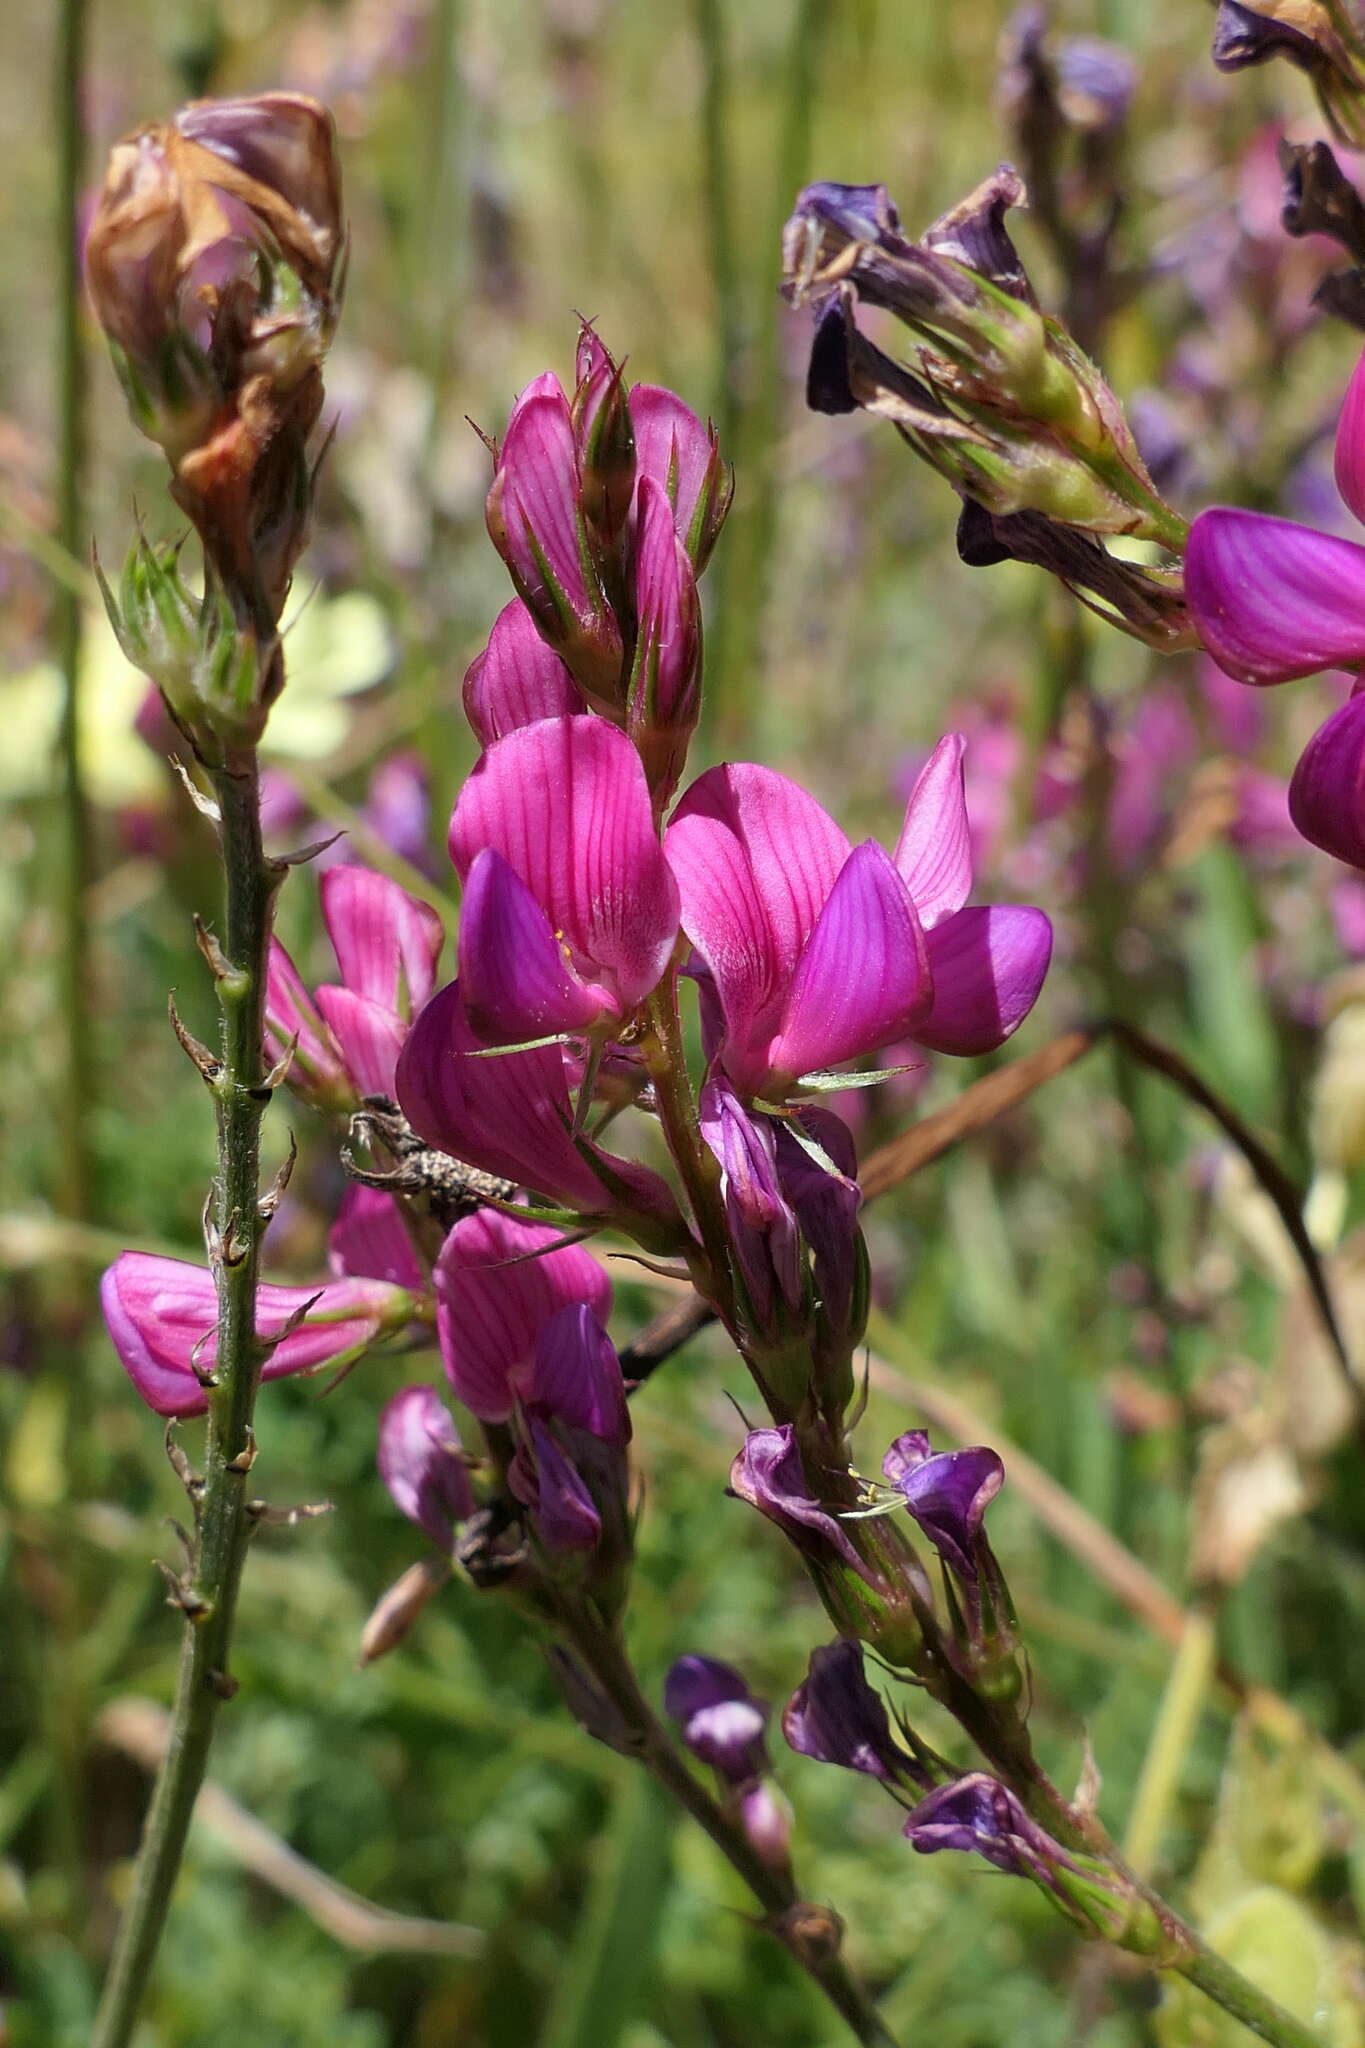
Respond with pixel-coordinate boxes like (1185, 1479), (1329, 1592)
(768, 841), (931, 1086)
(459, 847), (606, 1041)
(328, 1185), (424, 1290)
(893, 734), (973, 928)
(488, 388), (586, 612)
(396, 980), (661, 1213)
(449, 718), (680, 1025)
(1289, 691), (1365, 870)
(530, 1300), (630, 1445)
(628, 383), (731, 568)
(434, 1207), (612, 1423)
(667, 764), (851, 1095)
(914, 905), (1052, 1056)
(1186, 507), (1365, 684)
(377, 1384), (473, 1550)
(1335, 346), (1365, 530)
(320, 865), (444, 1013)
(486, 388), (624, 694)
(463, 598), (584, 746)
(101, 1252), (409, 1418)
(313, 986), (407, 1098)
(265, 939), (347, 1098)
(630, 475), (702, 732)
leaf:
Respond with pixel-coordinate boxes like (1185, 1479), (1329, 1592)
(535, 1766), (675, 2048)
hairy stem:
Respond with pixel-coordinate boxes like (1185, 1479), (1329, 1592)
(557, 1601), (902, 2048)
(92, 757), (279, 2048)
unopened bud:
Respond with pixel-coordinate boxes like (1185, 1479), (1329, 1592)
(572, 325), (637, 547)
(96, 531), (267, 755)
(86, 92), (343, 625)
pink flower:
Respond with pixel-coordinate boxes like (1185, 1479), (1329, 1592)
(665, 737), (1052, 1100)
(395, 978), (678, 1222)
(462, 597), (584, 746)
(101, 1252), (414, 1418)
(1186, 348), (1365, 870)
(435, 1209), (630, 1560)
(266, 865), (444, 1107)
(434, 1208), (615, 1425)
(448, 717), (680, 1045)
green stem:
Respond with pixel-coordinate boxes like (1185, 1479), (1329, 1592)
(1123, 1604), (1217, 1879)
(557, 1602), (902, 2048)
(1174, 1936), (1330, 2048)
(54, 0), (94, 1225)
(692, 0), (742, 466)
(91, 758), (279, 2048)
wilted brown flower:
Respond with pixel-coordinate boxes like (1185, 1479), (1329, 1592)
(86, 93), (344, 627)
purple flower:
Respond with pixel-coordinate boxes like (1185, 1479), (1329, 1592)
(449, 717), (681, 1045)
(698, 1079), (804, 1335)
(783, 1640), (919, 1785)
(904, 1774), (1075, 1887)
(729, 1425), (870, 1577)
(101, 1252), (414, 1418)
(666, 738), (1052, 1100)
(266, 865), (444, 1108)
(484, 373), (625, 709)
(664, 1655), (770, 1784)
(395, 978), (679, 1223)
(904, 1775), (1161, 1946)
(377, 1385), (474, 1550)
(882, 1432), (1004, 1585)
(462, 597), (584, 747)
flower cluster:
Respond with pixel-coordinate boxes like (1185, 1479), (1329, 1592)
(99, 327), (1053, 1755)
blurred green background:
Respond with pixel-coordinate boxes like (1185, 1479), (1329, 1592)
(4, 0), (1365, 2041)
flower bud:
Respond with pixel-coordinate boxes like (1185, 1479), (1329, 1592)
(485, 381), (626, 714)
(664, 1655), (770, 1784)
(784, 175), (1185, 559)
(627, 477), (703, 807)
(628, 384), (733, 571)
(86, 94), (344, 628)
(377, 1385), (475, 1552)
(96, 531), (264, 755)
(572, 325), (637, 548)
(1212, 0), (1365, 148)
(783, 1640), (931, 1789)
